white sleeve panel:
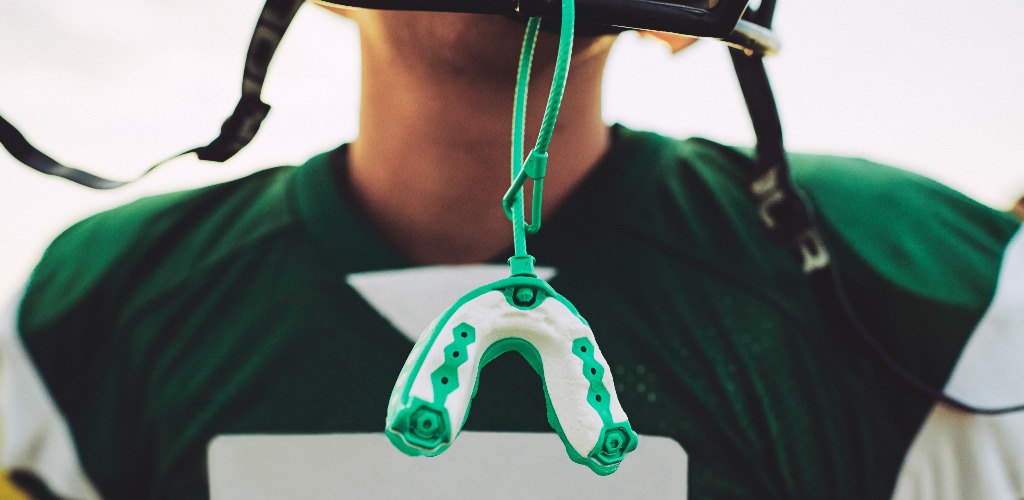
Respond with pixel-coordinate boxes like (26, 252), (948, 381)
(0, 287), (100, 500)
(892, 403), (1024, 500)
(893, 226), (1024, 500)
(943, 226), (1024, 408)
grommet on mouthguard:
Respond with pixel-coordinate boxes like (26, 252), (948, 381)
(385, 0), (638, 475)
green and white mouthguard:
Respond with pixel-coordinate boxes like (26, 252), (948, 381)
(385, 0), (639, 475)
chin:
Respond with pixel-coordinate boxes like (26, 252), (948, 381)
(503, 13), (628, 37)
(446, 12), (620, 52)
(368, 10), (614, 80)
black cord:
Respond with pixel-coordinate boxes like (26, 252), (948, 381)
(814, 257), (1024, 415)
(0, 113), (193, 189)
(0, 0), (302, 188)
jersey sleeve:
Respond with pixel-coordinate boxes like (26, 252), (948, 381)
(941, 226), (1024, 409)
(4, 183), (226, 500)
(791, 154), (1023, 407)
(0, 286), (101, 500)
(0, 176), (214, 500)
(8, 168), (297, 499)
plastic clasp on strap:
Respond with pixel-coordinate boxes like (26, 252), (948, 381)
(748, 165), (814, 246)
(508, 254), (538, 277)
(748, 166), (832, 273)
(794, 228), (831, 274)
(502, 148), (549, 234)
(523, 148), (548, 179)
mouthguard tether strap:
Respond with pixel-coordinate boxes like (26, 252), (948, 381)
(385, 277), (638, 475)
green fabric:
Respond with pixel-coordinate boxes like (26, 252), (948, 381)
(17, 126), (1020, 499)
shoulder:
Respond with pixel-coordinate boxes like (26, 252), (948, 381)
(613, 127), (1019, 303)
(610, 130), (802, 292)
(618, 126), (1018, 256)
(785, 152), (1019, 307)
(617, 127), (1024, 400)
(19, 165), (301, 333)
(787, 150), (1009, 229)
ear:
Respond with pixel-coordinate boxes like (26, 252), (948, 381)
(637, 31), (698, 53)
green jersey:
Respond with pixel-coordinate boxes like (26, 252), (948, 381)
(3, 126), (1022, 499)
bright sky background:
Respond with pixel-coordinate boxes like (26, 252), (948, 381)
(1, 0), (1022, 296)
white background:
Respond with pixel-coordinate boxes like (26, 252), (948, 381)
(1, 0), (1022, 295)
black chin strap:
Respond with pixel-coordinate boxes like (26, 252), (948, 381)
(0, 0), (303, 189)
(731, 0), (1024, 415)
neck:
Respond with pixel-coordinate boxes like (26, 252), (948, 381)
(345, 28), (614, 265)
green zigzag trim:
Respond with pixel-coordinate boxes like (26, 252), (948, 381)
(571, 337), (639, 473)
(431, 323), (476, 405)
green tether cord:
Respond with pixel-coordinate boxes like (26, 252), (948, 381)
(505, 0), (576, 277)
